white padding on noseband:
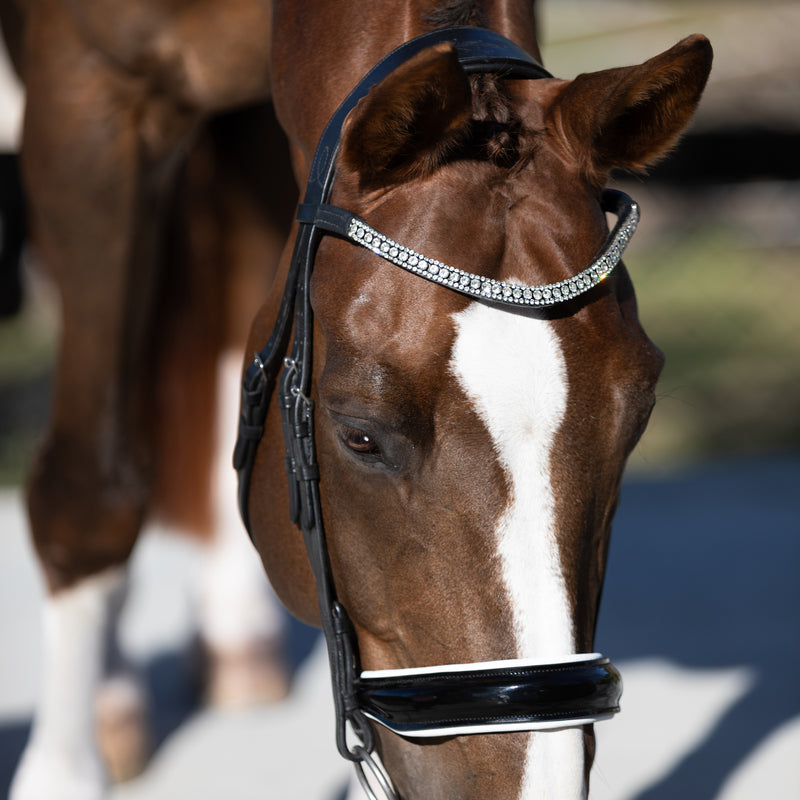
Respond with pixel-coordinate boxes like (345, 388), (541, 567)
(360, 652), (604, 680)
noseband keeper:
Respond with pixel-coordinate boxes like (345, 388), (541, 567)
(235, 26), (629, 793)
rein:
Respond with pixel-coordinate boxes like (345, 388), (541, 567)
(234, 26), (626, 798)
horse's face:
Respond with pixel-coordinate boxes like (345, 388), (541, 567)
(250, 35), (710, 800)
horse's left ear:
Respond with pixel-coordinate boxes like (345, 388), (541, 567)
(553, 34), (713, 183)
(338, 43), (473, 190)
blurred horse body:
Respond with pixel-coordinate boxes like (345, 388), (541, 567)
(3, 1), (297, 795)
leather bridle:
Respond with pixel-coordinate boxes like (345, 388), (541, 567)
(234, 27), (629, 798)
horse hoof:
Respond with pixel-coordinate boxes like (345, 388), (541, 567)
(94, 675), (149, 784)
(205, 640), (290, 709)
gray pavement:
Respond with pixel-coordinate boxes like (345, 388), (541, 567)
(2, 454), (799, 799)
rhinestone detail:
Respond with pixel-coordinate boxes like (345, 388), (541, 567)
(346, 203), (639, 308)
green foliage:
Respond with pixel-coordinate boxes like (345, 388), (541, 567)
(628, 229), (800, 472)
(0, 284), (56, 485)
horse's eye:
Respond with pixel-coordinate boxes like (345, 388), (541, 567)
(339, 425), (382, 459)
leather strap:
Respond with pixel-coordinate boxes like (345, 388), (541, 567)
(302, 27), (551, 205)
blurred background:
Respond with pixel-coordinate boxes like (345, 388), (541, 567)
(1, 1), (798, 799)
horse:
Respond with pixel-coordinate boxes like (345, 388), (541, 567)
(238, 3), (711, 798)
(9, 0), (712, 798)
(4, 0), (298, 794)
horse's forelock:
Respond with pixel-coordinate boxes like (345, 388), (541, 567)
(424, 1), (527, 168)
(469, 73), (527, 167)
(423, 0), (488, 29)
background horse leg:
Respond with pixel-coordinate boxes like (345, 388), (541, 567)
(176, 99), (313, 681)
(10, 4), (199, 797)
(12, 572), (131, 800)
(93, 574), (149, 785)
(143, 105), (296, 708)
(11, 0), (295, 792)
(199, 348), (289, 708)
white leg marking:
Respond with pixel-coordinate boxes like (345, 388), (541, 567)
(199, 349), (286, 651)
(11, 569), (126, 800)
(199, 351), (289, 707)
(451, 303), (585, 799)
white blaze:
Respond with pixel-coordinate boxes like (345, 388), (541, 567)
(451, 302), (586, 799)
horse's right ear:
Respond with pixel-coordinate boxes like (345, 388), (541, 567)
(338, 43), (473, 191)
(553, 34), (713, 185)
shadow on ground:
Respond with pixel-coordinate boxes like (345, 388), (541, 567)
(596, 454), (800, 799)
(2, 456), (797, 799)
(0, 617), (320, 799)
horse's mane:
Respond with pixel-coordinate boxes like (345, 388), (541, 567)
(424, 0), (486, 27)
(425, 1), (528, 167)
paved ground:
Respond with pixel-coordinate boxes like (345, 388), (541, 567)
(1, 454), (798, 799)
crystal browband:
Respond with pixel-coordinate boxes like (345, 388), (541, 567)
(298, 189), (639, 310)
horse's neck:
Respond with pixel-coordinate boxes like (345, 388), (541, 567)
(271, 0), (541, 182)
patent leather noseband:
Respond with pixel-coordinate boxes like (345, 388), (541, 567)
(234, 26), (626, 797)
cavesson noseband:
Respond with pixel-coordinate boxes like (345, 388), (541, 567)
(234, 27), (631, 798)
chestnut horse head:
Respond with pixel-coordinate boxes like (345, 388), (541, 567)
(238, 7), (711, 799)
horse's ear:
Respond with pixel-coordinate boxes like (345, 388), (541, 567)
(338, 43), (472, 190)
(553, 34), (713, 184)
